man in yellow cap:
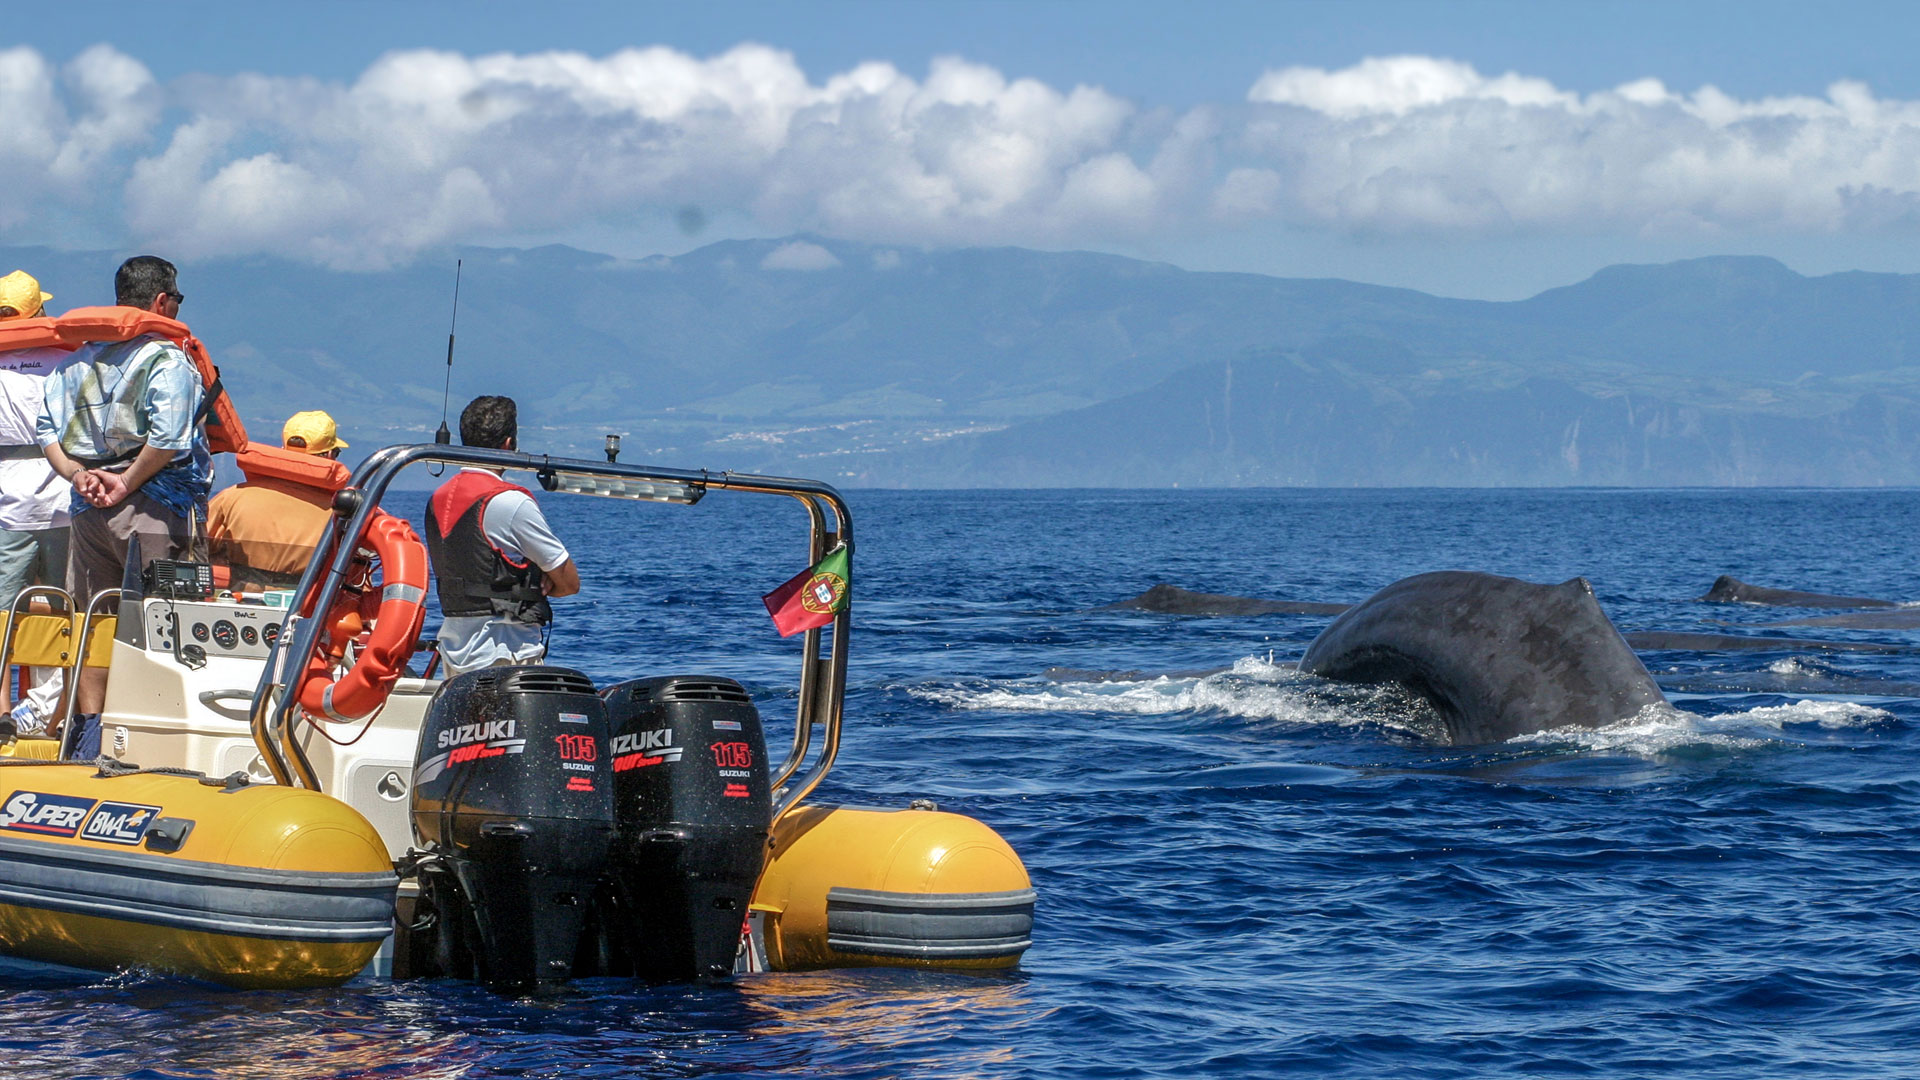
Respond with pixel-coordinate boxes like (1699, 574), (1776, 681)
(206, 411), (350, 589)
(0, 271), (68, 735)
(0, 270), (51, 319)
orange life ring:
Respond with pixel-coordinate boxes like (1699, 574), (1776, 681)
(294, 510), (429, 723)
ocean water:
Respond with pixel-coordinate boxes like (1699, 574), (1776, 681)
(8, 487), (1920, 1079)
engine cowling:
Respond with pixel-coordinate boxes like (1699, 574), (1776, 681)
(408, 665), (613, 990)
(596, 675), (771, 980)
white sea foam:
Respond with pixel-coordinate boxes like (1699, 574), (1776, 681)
(1507, 703), (1771, 754)
(911, 655), (1406, 730)
(915, 653), (1897, 754)
(1507, 698), (1893, 754)
(1734, 698), (1894, 729)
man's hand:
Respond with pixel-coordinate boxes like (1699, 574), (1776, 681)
(542, 558), (581, 598)
(70, 469), (106, 503)
(86, 470), (131, 508)
(90, 445), (178, 509)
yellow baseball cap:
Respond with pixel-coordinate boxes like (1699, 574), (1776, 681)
(283, 410), (349, 454)
(0, 270), (51, 320)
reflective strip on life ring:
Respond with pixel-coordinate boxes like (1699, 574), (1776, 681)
(295, 510), (428, 723)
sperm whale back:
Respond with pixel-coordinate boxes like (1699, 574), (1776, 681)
(1300, 571), (1667, 745)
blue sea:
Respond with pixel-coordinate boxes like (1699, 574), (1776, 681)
(9, 487), (1920, 1079)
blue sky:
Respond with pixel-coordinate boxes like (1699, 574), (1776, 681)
(14, 0), (1920, 298)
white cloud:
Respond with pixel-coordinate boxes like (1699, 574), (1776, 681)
(760, 240), (841, 270)
(14, 45), (1920, 262)
(1241, 55), (1920, 234)
(0, 45), (157, 230)
(1248, 55), (1572, 116)
(1211, 167), (1283, 219)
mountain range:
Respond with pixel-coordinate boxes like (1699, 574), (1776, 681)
(7, 237), (1920, 486)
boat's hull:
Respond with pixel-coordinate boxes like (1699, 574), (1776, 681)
(752, 804), (1034, 971)
(0, 765), (396, 988)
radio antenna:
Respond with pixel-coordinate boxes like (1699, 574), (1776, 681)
(435, 259), (462, 446)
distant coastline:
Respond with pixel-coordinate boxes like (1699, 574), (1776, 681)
(12, 239), (1920, 488)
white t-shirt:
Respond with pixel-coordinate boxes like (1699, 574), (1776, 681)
(0, 349), (71, 532)
(435, 468), (572, 675)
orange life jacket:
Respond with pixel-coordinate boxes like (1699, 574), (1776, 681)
(0, 306), (248, 454)
(234, 441), (351, 493)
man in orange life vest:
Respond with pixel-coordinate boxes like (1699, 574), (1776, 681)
(424, 396), (580, 676)
(207, 410), (348, 589)
(36, 256), (209, 757)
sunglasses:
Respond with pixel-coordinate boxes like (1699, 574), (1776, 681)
(164, 290), (185, 305)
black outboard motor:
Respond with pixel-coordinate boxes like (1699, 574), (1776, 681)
(410, 665), (614, 990)
(597, 675), (772, 980)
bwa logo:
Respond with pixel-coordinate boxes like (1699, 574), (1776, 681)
(82, 801), (162, 846)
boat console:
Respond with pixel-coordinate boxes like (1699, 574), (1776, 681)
(141, 596), (283, 660)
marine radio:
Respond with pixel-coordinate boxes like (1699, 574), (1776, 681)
(143, 559), (215, 600)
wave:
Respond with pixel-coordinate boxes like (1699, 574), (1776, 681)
(912, 654), (1899, 753)
(913, 655), (1428, 730)
(1506, 699), (1894, 755)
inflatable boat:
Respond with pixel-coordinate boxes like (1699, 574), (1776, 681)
(0, 443), (1032, 990)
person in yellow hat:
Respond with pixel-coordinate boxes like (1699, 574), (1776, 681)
(0, 271), (68, 735)
(206, 410), (350, 588)
(0, 270), (51, 319)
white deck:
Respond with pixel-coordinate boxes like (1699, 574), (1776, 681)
(100, 597), (439, 859)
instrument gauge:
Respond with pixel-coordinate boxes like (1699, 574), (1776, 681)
(212, 620), (238, 649)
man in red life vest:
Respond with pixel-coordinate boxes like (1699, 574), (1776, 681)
(424, 396), (580, 676)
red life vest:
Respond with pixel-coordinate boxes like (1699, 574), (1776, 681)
(423, 470), (551, 624)
(0, 306), (248, 454)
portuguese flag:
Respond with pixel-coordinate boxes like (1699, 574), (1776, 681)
(762, 545), (851, 637)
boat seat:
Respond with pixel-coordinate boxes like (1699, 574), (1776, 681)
(0, 736), (60, 759)
(0, 612), (116, 669)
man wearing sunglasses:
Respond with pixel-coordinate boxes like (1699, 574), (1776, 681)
(35, 256), (211, 757)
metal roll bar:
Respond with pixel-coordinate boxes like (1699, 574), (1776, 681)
(249, 445), (854, 828)
(3, 585), (72, 724)
(64, 589), (120, 727)
(771, 493), (831, 790)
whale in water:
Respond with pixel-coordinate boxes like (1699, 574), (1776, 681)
(1300, 571), (1667, 745)
(1697, 575), (1897, 609)
(1621, 630), (1913, 654)
(1095, 584), (1350, 617)
(1756, 609), (1920, 630)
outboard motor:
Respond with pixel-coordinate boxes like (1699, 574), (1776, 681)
(597, 675), (771, 980)
(409, 665), (613, 990)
